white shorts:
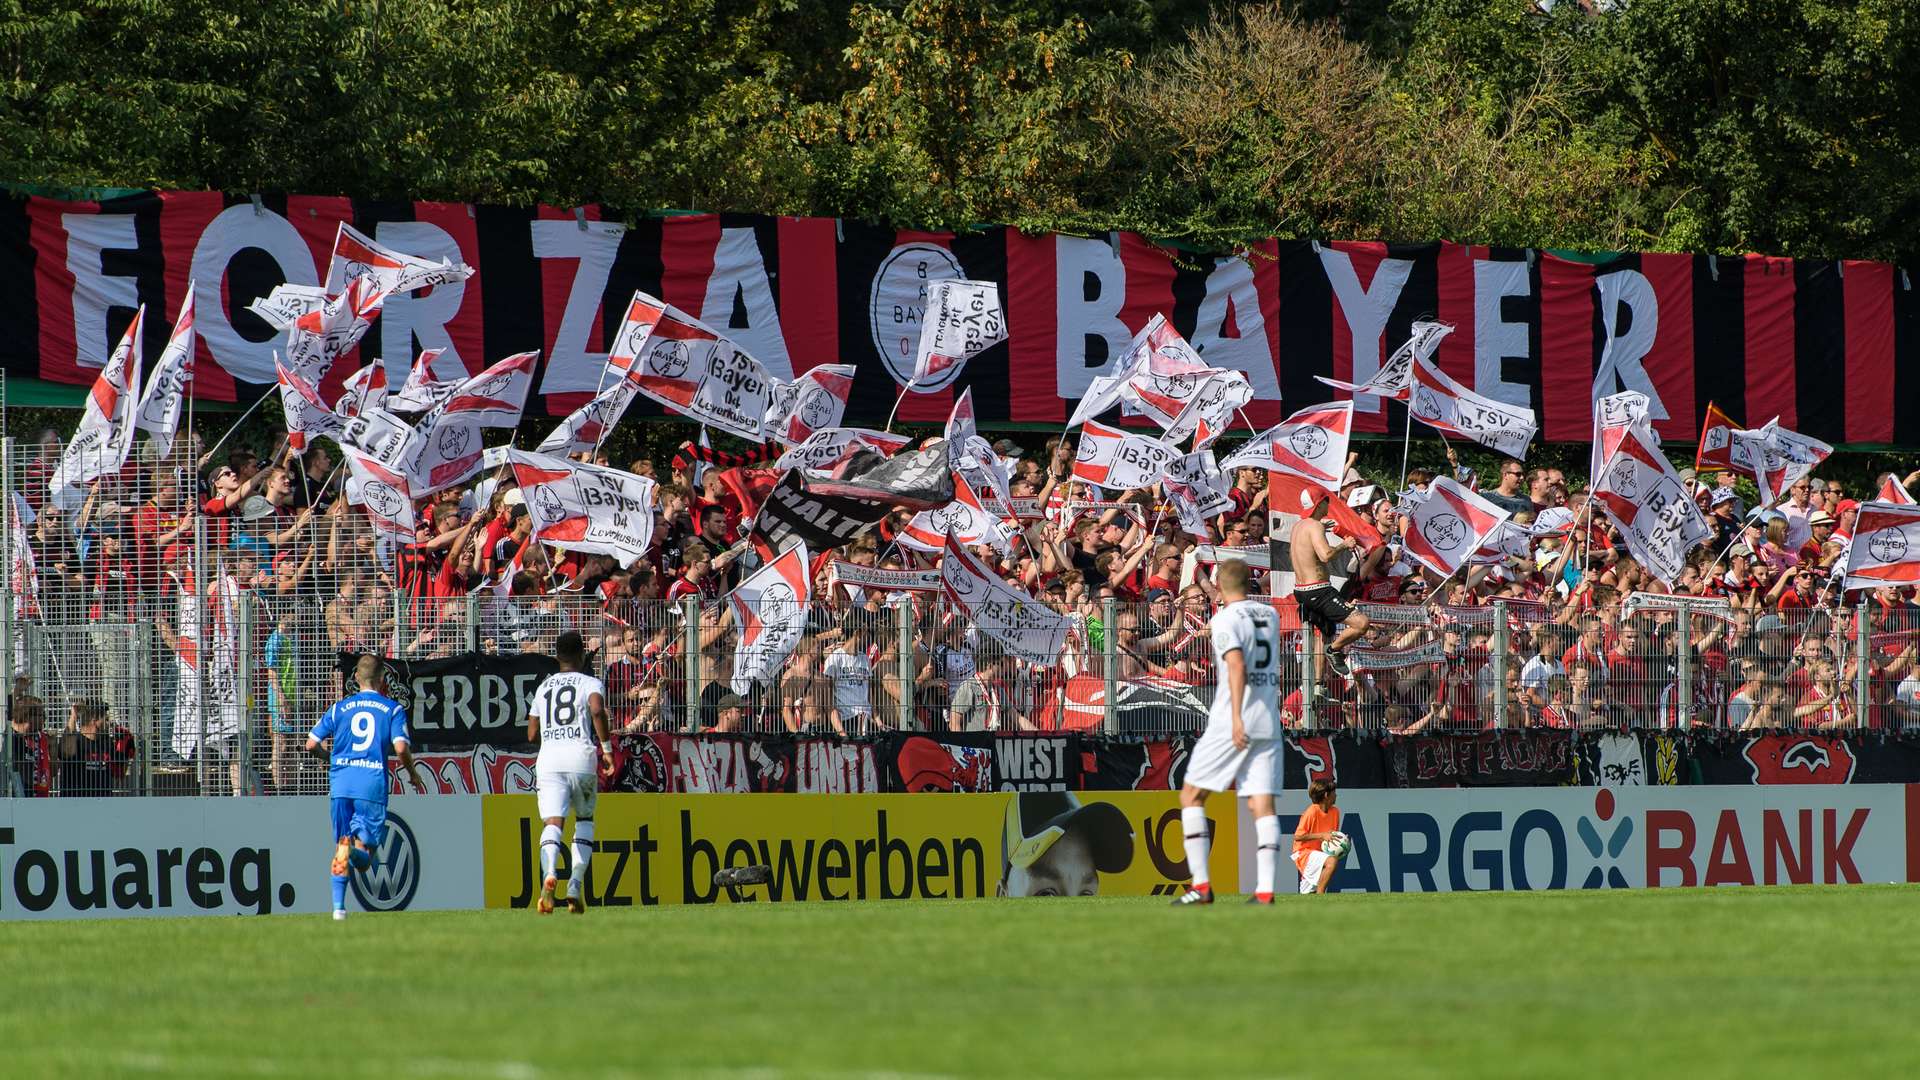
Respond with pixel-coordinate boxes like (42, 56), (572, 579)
(1296, 849), (1332, 894)
(1182, 730), (1281, 796)
(537, 771), (598, 822)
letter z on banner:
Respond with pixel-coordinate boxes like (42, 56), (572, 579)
(940, 535), (1070, 664)
(507, 450), (657, 567)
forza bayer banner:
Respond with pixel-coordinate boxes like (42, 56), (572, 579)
(0, 796), (482, 920)
(478, 792), (1230, 906)
(11, 193), (1920, 448)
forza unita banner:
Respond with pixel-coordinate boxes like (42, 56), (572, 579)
(9, 193), (1920, 444)
(478, 791), (1230, 906)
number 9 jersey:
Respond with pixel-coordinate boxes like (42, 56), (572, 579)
(529, 671), (606, 775)
(1206, 599), (1283, 740)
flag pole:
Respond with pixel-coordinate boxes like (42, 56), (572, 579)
(1397, 399), (1414, 491)
(197, 390), (274, 472)
(883, 383), (912, 434)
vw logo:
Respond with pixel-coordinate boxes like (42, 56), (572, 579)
(1287, 426), (1329, 459)
(1869, 530), (1909, 564)
(350, 810), (421, 912)
(1422, 512), (1467, 550)
(651, 340), (691, 379)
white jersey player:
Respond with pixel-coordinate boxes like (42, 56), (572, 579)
(528, 630), (611, 915)
(1172, 559), (1285, 906)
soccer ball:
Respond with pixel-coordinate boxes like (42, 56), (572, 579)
(1321, 831), (1352, 859)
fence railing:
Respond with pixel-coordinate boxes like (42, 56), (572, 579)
(5, 427), (1919, 797)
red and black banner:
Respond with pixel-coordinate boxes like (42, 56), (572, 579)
(9, 193), (1919, 444)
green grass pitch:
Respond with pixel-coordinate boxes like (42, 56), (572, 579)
(6, 887), (1918, 1078)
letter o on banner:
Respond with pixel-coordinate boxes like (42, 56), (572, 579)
(1508, 809), (1568, 891)
(191, 204), (320, 384)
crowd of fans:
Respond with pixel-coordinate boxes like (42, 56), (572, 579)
(7, 421), (1920, 797)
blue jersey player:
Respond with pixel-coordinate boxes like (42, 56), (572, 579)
(305, 655), (425, 920)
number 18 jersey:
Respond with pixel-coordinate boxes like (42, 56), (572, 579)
(1206, 600), (1283, 740)
(529, 671), (605, 775)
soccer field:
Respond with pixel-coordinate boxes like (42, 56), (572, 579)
(7, 887), (1917, 1079)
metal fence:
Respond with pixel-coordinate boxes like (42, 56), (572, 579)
(5, 422), (1920, 798)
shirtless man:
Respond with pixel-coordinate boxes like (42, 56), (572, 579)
(1290, 489), (1371, 679)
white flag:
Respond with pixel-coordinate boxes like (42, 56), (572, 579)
(1590, 422), (1711, 586)
(1409, 351), (1536, 458)
(426, 350), (537, 430)
(911, 279), (1006, 387)
(508, 450), (658, 568)
(342, 451), (416, 542)
(1844, 502), (1920, 592)
(50, 307), (145, 507)
(1218, 401), (1353, 486)
(1316, 320), (1453, 408)
(325, 221), (475, 296)
(728, 542), (813, 694)
(1398, 477), (1511, 579)
(134, 284), (196, 458)
(1164, 450), (1235, 538)
(1167, 369), (1252, 450)
(1730, 420), (1833, 507)
(1071, 420), (1180, 490)
(276, 352), (345, 452)
(762, 364), (856, 446)
(940, 535), (1070, 665)
(245, 283), (330, 331)
(281, 276), (389, 380)
(390, 348), (462, 413)
(1591, 390), (1650, 484)
(900, 470), (1015, 555)
(537, 378), (640, 456)
(776, 427), (912, 473)
(619, 290), (772, 440)
(333, 361), (388, 420)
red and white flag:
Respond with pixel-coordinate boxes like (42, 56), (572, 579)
(1591, 390), (1650, 486)
(1409, 352), (1536, 458)
(1879, 475), (1915, 505)
(1072, 420), (1180, 490)
(134, 285), (195, 458)
(941, 535), (1070, 665)
(276, 351), (344, 452)
(946, 388), (1013, 514)
(1067, 313), (1207, 427)
(390, 347), (462, 414)
(728, 542), (812, 693)
(429, 350), (536, 429)
(333, 360), (388, 420)
(342, 451), (416, 542)
(1167, 369), (1253, 450)
(337, 408), (420, 489)
(1694, 401), (1741, 473)
(1730, 419), (1832, 507)
(1218, 401), (1352, 486)
(281, 275), (389, 380)
(50, 307), (144, 506)
(899, 470), (1014, 555)
(245, 283), (329, 330)
(617, 290), (771, 440)
(1316, 319), (1452, 407)
(1399, 477), (1510, 579)
(325, 221), (475, 296)
(537, 378), (639, 455)
(1844, 502), (1920, 591)
(508, 450), (658, 568)
(1590, 421), (1711, 586)
(775, 427), (911, 473)
(911, 279), (1005, 387)
(1163, 450), (1234, 538)
(762, 364), (855, 446)
(409, 412), (487, 495)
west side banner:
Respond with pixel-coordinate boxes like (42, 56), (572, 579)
(8, 193), (1920, 445)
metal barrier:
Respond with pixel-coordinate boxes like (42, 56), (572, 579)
(5, 422), (1919, 798)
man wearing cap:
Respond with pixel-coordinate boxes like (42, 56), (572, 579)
(1798, 511), (1837, 566)
(712, 692), (752, 734)
(1172, 559), (1285, 906)
(998, 792), (1134, 898)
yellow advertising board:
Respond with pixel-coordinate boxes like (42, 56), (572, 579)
(481, 791), (1239, 907)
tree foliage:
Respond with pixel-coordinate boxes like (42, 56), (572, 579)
(1, 0), (1914, 261)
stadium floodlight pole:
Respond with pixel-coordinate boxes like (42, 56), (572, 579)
(1101, 595), (1118, 736)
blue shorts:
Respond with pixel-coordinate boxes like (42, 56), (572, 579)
(330, 797), (388, 847)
